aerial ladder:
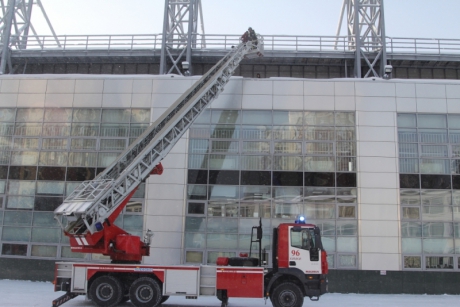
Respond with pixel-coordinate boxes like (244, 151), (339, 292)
(54, 33), (264, 263)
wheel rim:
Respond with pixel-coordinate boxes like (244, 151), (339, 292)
(95, 283), (114, 302)
(278, 289), (297, 307)
(135, 285), (154, 303)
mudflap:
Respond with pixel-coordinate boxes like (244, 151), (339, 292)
(52, 292), (78, 307)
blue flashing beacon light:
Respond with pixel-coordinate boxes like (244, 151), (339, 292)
(295, 215), (306, 224)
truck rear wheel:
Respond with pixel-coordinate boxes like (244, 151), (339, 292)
(129, 277), (162, 307)
(271, 282), (304, 307)
(89, 275), (123, 307)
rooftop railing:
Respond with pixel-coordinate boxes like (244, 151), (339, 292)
(8, 34), (460, 56)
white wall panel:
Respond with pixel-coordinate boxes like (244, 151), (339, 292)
(335, 96), (355, 110)
(360, 188), (398, 205)
(359, 173), (398, 189)
(242, 95), (273, 109)
(152, 79), (193, 94)
(0, 94), (17, 106)
(224, 78), (243, 95)
(19, 80), (47, 93)
(102, 93), (131, 108)
(304, 96), (334, 110)
(357, 111), (395, 127)
(273, 96), (303, 110)
(358, 127), (396, 142)
(361, 253), (401, 270)
(103, 79), (133, 93)
(144, 199), (184, 216)
(151, 93), (181, 108)
(355, 82), (395, 97)
(416, 84), (446, 98)
(359, 157), (397, 173)
(17, 93), (45, 107)
(75, 79), (104, 93)
(73, 94), (102, 107)
(45, 94), (73, 107)
(360, 220), (399, 237)
(132, 79), (153, 93)
(356, 96), (396, 112)
(273, 81), (303, 96)
(47, 80), (75, 94)
(395, 83), (416, 98)
(144, 215), (184, 232)
(0, 79), (19, 93)
(446, 84), (460, 99)
(416, 98), (447, 113)
(304, 81), (334, 96)
(334, 82), (355, 96)
(360, 237), (399, 253)
(131, 94), (152, 108)
(145, 248), (182, 265)
(396, 97), (417, 112)
(243, 80), (272, 95)
(146, 184), (185, 200)
(358, 141), (397, 158)
(447, 99), (460, 113)
(360, 204), (399, 221)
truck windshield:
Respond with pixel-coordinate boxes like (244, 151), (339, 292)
(290, 228), (315, 250)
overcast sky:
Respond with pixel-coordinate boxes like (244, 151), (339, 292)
(33, 0), (460, 39)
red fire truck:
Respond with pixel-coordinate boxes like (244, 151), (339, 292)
(51, 33), (328, 307)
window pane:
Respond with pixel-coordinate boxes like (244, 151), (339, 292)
(61, 246), (85, 258)
(335, 112), (355, 126)
(94, 152), (119, 167)
(420, 159), (449, 174)
(33, 212), (59, 226)
(0, 123), (15, 136)
(304, 112), (334, 126)
(100, 139), (126, 151)
(421, 145), (448, 157)
(240, 125), (270, 140)
(185, 217), (206, 232)
(72, 109), (101, 122)
(208, 201), (238, 217)
(422, 206), (453, 221)
(241, 156), (271, 170)
(0, 136), (12, 150)
(242, 141), (270, 154)
(100, 124), (129, 137)
(36, 181), (64, 195)
(10, 151), (38, 165)
(274, 142), (301, 154)
(207, 251), (236, 265)
(450, 130), (460, 143)
(338, 254), (356, 267)
(187, 185), (207, 200)
(4, 211), (32, 226)
(418, 114), (447, 128)
(211, 141), (238, 153)
(272, 126), (302, 140)
(398, 114), (416, 128)
(188, 154), (208, 169)
(42, 138), (67, 150)
(423, 222), (453, 237)
(207, 218), (238, 233)
(130, 124), (149, 138)
(242, 110), (271, 125)
(423, 238), (454, 254)
(102, 109), (130, 123)
(398, 128), (417, 142)
(131, 109), (150, 123)
(71, 124), (99, 136)
(402, 207), (420, 219)
(69, 152), (97, 167)
(16, 108), (43, 122)
(304, 204), (335, 219)
(8, 180), (35, 195)
(188, 202), (205, 215)
(190, 125), (210, 138)
(185, 251), (203, 263)
(338, 206), (355, 218)
(305, 127), (334, 141)
(2, 243), (27, 256)
(273, 111), (303, 125)
(426, 256), (453, 269)
(31, 228), (60, 243)
(189, 139), (209, 153)
(207, 234), (238, 249)
(31, 245), (57, 257)
(211, 110), (241, 124)
(0, 109), (16, 122)
(39, 152), (68, 166)
(240, 202), (271, 218)
(208, 154), (238, 170)
(400, 159), (419, 173)
(305, 142), (333, 155)
(402, 238), (422, 253)
(2, 227), (30, 241)
(70, 139), (96, 150)
(337, 237), (357, 252)
(274, 156), (303, 171)
(185, 233), (205, 248)
(336, 221), (357, 235)
(42, 123), (71, 136)
(399, 143), (418, 158)
(404, 256), (421, 268)
(14, 123), (42, 136)
(402, 222), (422, 237)
(7, 196), (34, 209)
(421, 190), (451, 206)
(305, 156), (334, 172)
(211, 125), (240, 139)
(13, 138), (39, 150)
(419, 129), (448, 143)
(273, 203), (302, 218)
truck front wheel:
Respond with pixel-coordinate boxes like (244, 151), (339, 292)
(89, 275), (123, 307)
(129, 277), (162, 307)
(270, 282), (304, 307)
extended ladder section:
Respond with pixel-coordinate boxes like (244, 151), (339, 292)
(54, 38), (263, 236)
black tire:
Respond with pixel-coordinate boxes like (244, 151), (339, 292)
(160, 295), (169, 304)
(89, 275), (123, 307)
(129, 277), (162, 307)
(270, 282), (304, 307)
(120, 295), (129, 303)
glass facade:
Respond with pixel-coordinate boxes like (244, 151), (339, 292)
(0, 108), (150, 260)
(186, 109), (357, 269)
(398, 113), (460, 270)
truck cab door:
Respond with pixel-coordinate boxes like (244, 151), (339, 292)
(288, 226), (321, 274)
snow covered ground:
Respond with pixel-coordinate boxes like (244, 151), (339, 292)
(0, 279), (458, 307)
